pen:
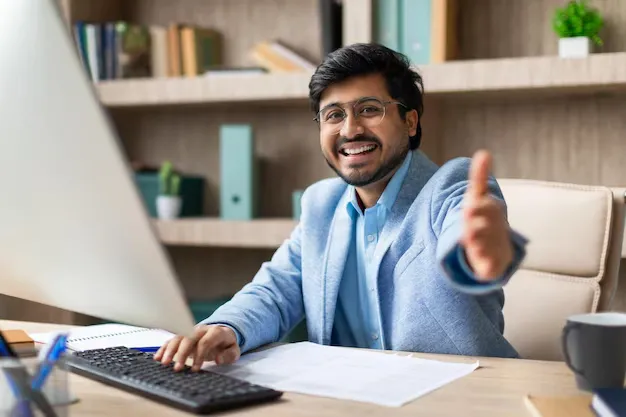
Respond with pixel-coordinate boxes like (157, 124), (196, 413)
(132, 346), (160, 353)
(31, 333), (68, 391)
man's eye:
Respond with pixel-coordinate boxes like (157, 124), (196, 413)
(326, 111), (344, 121)
(359, 106), (382, 115)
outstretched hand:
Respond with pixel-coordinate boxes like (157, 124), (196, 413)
(462, 150), (513, 281)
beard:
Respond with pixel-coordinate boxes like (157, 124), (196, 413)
(325, 134), (410, 187)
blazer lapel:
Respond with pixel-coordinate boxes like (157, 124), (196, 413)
(321, 188), (354, 345)
(369, 150), (437, 347)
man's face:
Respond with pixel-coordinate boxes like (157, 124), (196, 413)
(317, 73), (418, 187)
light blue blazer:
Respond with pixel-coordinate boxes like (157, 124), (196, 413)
(203, 150), (526, 358)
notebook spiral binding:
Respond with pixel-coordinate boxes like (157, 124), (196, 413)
(69, 328), (155, 342)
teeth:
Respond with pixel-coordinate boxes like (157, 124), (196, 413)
(343, 145), (376, 155)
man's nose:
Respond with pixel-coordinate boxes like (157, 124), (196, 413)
(339, 114), (364, 139)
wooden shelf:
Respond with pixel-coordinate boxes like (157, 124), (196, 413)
(97, 72), (313, 107)
(153, 218), (297, 248)
(96, 53), (626, 107)
(419, 52), (626, 97)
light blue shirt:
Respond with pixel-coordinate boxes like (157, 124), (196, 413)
(331, 151), (413, 349)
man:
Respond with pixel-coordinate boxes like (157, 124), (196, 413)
(156, 43), (528, 371)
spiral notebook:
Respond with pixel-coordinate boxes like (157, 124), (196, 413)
(30, 323), (175, 352)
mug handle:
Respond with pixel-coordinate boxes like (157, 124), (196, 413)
(561, 322), (586, 378)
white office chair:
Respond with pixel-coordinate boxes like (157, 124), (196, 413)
(498, 179), (626, 361)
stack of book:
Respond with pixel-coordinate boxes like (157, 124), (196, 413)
(375, 0), (458, 65)
(72, 22), (224, 81)
(250, 41), (317, 73)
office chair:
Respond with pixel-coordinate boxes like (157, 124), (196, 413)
(498, 179), (626, 361)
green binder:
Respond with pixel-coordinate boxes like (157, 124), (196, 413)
(400, 0), (432, 65)
(375, 0), (401, 51)
(219, 124), (258, 220)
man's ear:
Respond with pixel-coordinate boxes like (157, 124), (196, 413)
(405, 109), (418, 137)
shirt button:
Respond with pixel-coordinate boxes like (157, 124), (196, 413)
(370, 288), (375, 292)
(367, 234), (375, 242)
(372, 333), (379, 340)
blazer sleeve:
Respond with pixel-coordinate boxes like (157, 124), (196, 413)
(199, 223), (304, 353)
(430, 158), (528, 294)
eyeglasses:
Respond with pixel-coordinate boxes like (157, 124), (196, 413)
(314, 97), (408, 135)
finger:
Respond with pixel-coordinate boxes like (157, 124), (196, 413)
(153, 340), (169, 360)
(216, 345), (240, 366)
(464, 198), (502, 220)
(468, 150), (491, 198)
(465, 216), (491, 244)
(174, 337), (198, 371)
(160, 336), (183, 365)
(192, 328), (221, 371)
(192, 327), (231, 371)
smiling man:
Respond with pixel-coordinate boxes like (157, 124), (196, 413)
(156, 43), (528, 371)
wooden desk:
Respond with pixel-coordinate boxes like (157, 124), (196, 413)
(2, 320), (586, 416)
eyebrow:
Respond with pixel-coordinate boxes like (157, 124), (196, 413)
(318, 96), (382, 113)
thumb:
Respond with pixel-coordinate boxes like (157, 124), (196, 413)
(468, 150), (492, 198)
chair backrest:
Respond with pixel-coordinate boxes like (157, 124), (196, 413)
(498, 179), (626, 361)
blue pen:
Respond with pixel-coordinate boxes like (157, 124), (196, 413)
(132, 346), (160, 353)
(31, 334), (68, 390)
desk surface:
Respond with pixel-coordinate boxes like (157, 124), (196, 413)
(1, 320), (587, 417)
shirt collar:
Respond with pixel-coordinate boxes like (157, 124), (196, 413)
(346, 150), (413, 217)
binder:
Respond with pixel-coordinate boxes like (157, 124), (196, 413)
(375, 0), (401, 51)
(219, 125), (258, 220)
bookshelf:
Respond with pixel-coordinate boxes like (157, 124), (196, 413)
(95, 52), (626, 107)
(154, 218), (297, 248)
(4, 0), (626, 324)
(97, 73), (312, 107)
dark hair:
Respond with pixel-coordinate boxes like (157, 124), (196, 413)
(309, 43), (424, 150)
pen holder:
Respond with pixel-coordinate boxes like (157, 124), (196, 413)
(0, 355), (75, 417)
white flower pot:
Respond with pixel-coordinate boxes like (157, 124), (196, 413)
(156, 195), (182, 220)
(558, 37), (592, 58)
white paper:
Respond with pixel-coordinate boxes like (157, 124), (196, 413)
(29, 323), (174, 351)
(206, 342), (479, 407)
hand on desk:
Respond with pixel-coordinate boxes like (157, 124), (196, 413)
(154, 325), (240, 372)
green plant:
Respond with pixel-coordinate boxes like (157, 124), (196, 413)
(158, 161), (181, 196)
(552, 0), (604, 46)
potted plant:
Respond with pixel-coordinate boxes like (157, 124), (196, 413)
(552, 0), (604, 58)
(157, 161), (182, 220)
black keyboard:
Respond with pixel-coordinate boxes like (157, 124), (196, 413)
(65, 346), (283, 414)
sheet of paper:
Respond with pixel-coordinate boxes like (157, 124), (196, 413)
(29, 323), (174, 351)
(206, 342), (479, 407)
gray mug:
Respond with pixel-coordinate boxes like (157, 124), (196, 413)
(562, 312), (626, 391)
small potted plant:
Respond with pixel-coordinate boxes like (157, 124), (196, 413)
(157, 161), (182, 220)
(553, 0), (603, 58)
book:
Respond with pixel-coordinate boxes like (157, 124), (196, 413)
(524, 394), (594, 417)
(181, 26), (223, 77)
(29, 324), (175, 353)
(150, 25), (168, 78)
(84, 23), (101, 81)
(377, 0), (458, 64)
(0, 329), (36, 356)
(592, 389), (626, 417)
(375, 0), (401, 51)
(167, 23), (182, 77)
(251, 41), (316, 73)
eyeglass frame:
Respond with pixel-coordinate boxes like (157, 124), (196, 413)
(313, 96), (409, 131)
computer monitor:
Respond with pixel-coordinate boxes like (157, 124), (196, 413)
(0, 0), (196, 337)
